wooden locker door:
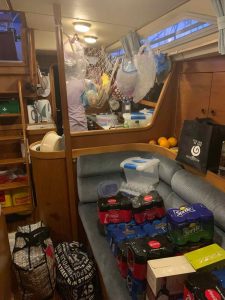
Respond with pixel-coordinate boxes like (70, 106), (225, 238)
(0, 211), (12, 300)
(175, 73), (212, 137)
(209, 72), (225, 125)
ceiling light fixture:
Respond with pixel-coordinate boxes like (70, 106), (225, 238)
(73, 22), (91, 33)
(84, 36), (98, 44)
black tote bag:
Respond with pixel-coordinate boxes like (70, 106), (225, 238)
(176, 119), (225, 173)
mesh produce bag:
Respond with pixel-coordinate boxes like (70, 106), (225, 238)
(55, 242), (96, 300)
(12, 221), (56, 300)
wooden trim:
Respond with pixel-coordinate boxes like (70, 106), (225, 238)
(139, 100), (157, 108)
(5, 0), (13, 10)
(3, 203), (33, 215)
(18, 80), (33, 204)
(49, 64), (57, 123)
(53, 3), (78, 241)
(27, 29), (37, 86)
(29, 141), (65, 159)
(70, 70), (174, 138)
(72, 143), (225, 194)
(0, 11), (28, 68)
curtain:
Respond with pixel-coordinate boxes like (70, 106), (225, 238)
(211, 0), (225, 54)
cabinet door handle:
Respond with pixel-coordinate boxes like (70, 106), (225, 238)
(211, 109), (216, 116)
(201, 108), (206, 114)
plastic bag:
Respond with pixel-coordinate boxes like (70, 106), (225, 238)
(116, 57), (137, 98)
(64, 39), (88, 80)
(155, 52), (171, 83)
(133, 44), (156, 103)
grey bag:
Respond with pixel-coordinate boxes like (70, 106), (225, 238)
(12, 221), (56, 300)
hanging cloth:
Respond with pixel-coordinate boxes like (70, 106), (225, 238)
(211, 0), (225, 54)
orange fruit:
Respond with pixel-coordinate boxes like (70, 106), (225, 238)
(159, 139), (170, 148)
(149, 140), (157, 145)
(168, 137), (178, 147)
(158, 137), (167, 145)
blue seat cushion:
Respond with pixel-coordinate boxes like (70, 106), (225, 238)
(78, 202), (130, 300)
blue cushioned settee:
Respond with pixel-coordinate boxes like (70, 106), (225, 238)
(77, 151), (225, 300)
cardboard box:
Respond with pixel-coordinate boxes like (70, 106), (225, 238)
(184, 243), (225, 271)
(147, 256), (195, 297)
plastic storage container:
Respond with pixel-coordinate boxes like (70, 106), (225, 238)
(167, 203), (214, 246)
(123, 112), (153, 128)
(120, 157), (160, 194)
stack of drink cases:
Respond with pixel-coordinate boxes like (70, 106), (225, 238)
(96, 157), (220, 300)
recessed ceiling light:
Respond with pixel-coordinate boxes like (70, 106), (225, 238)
(84, 36), (98, 44)
(73, 22), (91, 33)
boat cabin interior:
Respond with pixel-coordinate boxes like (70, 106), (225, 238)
(0, 0), (225, 299)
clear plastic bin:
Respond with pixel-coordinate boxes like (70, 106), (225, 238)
(120, 157), (160, 194)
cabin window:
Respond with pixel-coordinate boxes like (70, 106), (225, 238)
(110, 17), (215, 57)
(0, 11), (23, 62)
(146, 19), (211, 49)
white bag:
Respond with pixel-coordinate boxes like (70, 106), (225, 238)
(133, 44), (156, 103)
(116, 57), (137, 98)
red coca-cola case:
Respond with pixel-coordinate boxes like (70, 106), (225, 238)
(127, 235), (175, 281)
(132, 191), (166, 224)
(98, 192), (132, 224)
(184, 271), (225, 300)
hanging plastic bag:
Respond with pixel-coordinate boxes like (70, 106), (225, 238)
(155, 52), (172, 83)
(80, 80), (98, 108)
(133, 44), (156, 103)
(64, 38), (88, 80)
(116, 57), (137, 98)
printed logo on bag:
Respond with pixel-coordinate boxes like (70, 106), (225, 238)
(186, 139), (203, 162)
(191, 145), (201, 157)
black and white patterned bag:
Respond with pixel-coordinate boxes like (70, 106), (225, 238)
(55, 242), (96, 300)
(12, 221), (56, 300)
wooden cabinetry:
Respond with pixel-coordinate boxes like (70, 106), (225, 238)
(209, 72), (225, 125)
(175, 70), (225, 137)
(0, 211), (11, 300)
(0, 81), (33, 215)
(175, 73), (212, 136)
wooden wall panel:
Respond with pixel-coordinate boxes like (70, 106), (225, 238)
(175, 72), (212, 137)
(209, 72), (225, 125)
(0, 213), (11, 300)
(31, 156), (72, 243)
(179, 55), (225, 73)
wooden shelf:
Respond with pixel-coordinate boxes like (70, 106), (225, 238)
(139, 100), (157, 108)
(0, 124), (22, 130)
(0, 181), (28, 191)
(2, 203), (33, 215)
(0, 158), (25, 166)
(0, 113), (20, 118)
(0, 135), (22, 142)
